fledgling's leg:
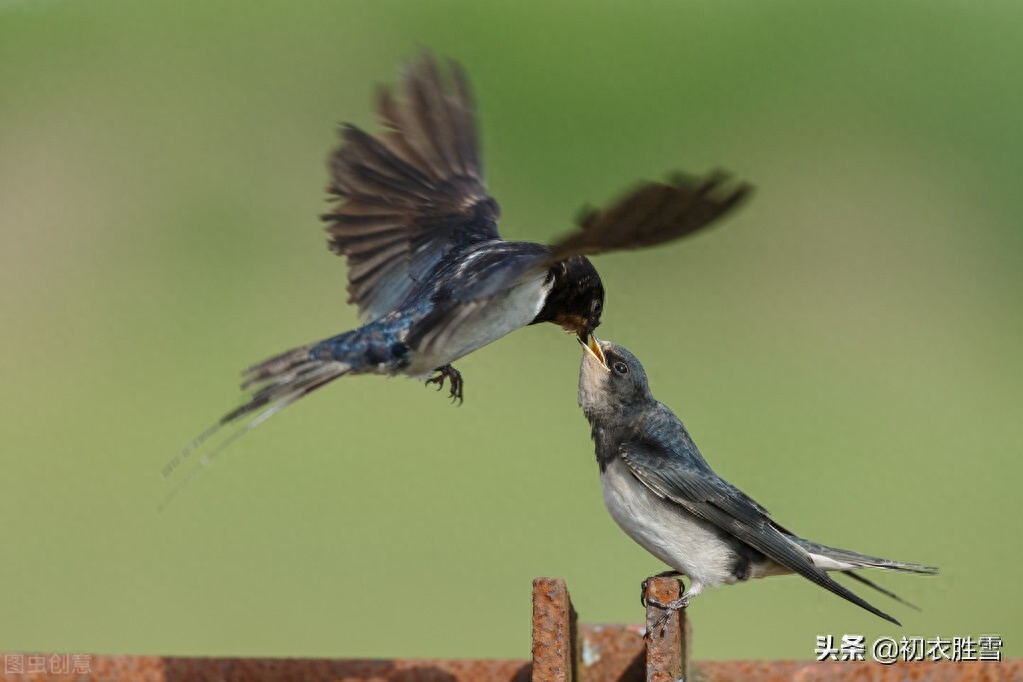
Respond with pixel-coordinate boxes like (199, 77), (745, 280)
(425, 365), (463, 404)
(646, 580), (705, 639)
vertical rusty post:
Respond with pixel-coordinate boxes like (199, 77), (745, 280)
(644, 576), (690, 682)
(532, 577), (577, 682)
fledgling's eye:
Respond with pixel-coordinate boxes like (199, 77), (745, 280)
(613, 361), (628, 375)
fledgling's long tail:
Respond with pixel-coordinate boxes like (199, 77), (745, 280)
(795, 537), (939, 611)
(159, 326), (408, 509)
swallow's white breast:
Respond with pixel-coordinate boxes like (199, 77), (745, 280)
(600, 457), (741, 592)
(405, 272), (552, 376)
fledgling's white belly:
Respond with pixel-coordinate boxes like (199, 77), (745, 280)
(404, 272), (551, 376)
(601, 458), (740, 590)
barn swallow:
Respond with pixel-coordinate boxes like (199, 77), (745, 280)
(578, 336), (937, 631)
(162, 54), (750, 497)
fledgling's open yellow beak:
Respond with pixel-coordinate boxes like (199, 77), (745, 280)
(579, 333), (608, 370)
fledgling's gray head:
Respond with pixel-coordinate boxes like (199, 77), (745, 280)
(578, 335), (654, 420)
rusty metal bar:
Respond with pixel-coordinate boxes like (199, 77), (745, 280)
(577, 623), (645, 681)
(2, 575), (1020, 681)
(104, 656), (528, 681)
(696, 659), (1022, 681)
(1, 652), (1019, 681)
(643, 576), (689, 682)
(531, 577), (577, 682)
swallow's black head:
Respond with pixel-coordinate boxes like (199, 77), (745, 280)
(531, 256), (605, 338)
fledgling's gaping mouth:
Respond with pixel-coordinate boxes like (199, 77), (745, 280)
(579, 333), (608, 370)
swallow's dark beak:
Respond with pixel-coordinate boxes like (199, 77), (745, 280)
(579, 332), (608, 370)
(577, 316), (600, 342)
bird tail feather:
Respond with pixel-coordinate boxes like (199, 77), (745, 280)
(800, 539), (939, 575)
(794, 537), (938, 611)
(841, 570), (923, 611)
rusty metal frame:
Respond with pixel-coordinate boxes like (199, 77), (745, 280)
(1, 577), (1017, 681)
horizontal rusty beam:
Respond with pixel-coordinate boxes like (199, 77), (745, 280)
(3, 577), (1016, 682)
(578, 622), (645, 681)
(697, 659), (1022, 681)
(1, 653), (1019, 681)
(0, 656), (530, 682)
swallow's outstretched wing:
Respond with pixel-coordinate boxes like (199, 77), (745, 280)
(324, 53), (502, 321)
(406, 173), (753, 352)
(617, 441), (903, 625)
(545, 171), (752, 265)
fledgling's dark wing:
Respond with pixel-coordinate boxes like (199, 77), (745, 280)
(544, 172), (751, 265)
(324, 53), (502, 321)
(617, 442), (901, 625)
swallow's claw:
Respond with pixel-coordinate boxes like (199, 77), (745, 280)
(644, 594), (690, 639)
(426, 365), (464, 405)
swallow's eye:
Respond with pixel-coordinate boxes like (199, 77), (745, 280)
(591, 299), (602, 315)
(613, 361), (628, 375)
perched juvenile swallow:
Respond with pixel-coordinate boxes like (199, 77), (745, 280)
(578, 336), (937, 629)
(163, 54), (750, 493)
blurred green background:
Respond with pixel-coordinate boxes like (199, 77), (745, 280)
(1, 0), (1020, 662)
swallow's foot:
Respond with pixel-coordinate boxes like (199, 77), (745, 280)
(640, 570), (684, 607)
(644, 593), (690, 640)
(425, 365), (464, 404)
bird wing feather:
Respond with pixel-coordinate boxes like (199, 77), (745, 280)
(324, 53), (502, 321)
(405, 242), (549, 355)
(544, 172), (752, 265)
(618, 441), (901, 624)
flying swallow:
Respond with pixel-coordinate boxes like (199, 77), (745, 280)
(162, 54), (750, 498)
(578, 335), (937, 630)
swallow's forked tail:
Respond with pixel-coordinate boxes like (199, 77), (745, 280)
(797, 537), (939, 612)
(158, 343), (351, 511)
